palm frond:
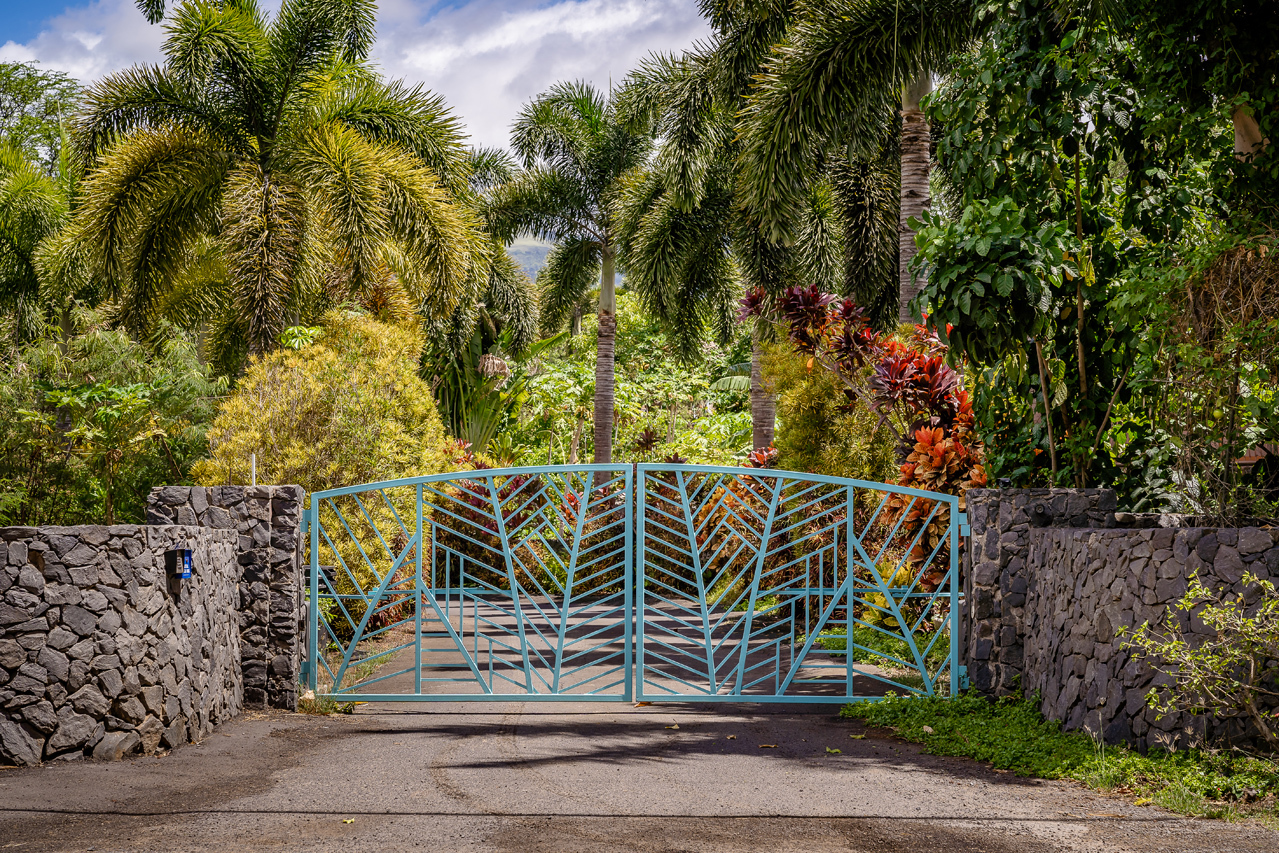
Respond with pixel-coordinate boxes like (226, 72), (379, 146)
(537, 236), (599, 335)
(220, 161), (307, 353)
(482, 243), (539, 354)
(267, 0), (378, 90)
(308, 72), (471, 194)
(74, 65), (244, 165)
(511, 80), (607, 173)
(485, 166), (599, 244)
(737, 0), (976, 241)
(0, 144), (67, 321)
(74, 125), (228, 304)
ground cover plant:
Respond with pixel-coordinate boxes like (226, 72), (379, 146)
(842, 692), (1279, 822)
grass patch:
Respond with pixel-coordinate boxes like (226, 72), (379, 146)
(841, 692), (1279, 822)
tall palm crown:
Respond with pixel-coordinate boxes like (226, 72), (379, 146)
(70, 0), (482, 356)
(489, 82), (652, 464)
(737, 0), (978, 321)
(615, 0), (899, 448)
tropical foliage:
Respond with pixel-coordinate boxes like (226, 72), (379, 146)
(0, 0), (1275, 533)
(192, 311), (454, 491)
(61, 0), (485, 367)
(0, 315), (220, 525)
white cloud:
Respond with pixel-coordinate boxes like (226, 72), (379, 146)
(1, 0), (708, 150)
(0, 0), (166, 81)
(374, 0), (708, 149)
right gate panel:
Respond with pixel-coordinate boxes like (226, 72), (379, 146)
(635, 465), (961, 703)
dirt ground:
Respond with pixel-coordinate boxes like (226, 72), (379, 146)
(0, 699), (1275, 852)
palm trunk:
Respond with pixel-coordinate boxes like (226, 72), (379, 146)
(593, 247), (617, 464)
(750, 332), (775, 450)
(898, 71), (933, 323)
(571, 305), (582, 337)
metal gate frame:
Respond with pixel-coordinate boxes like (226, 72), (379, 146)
(303, 464), (965, 703)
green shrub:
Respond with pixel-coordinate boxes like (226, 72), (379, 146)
(194, 311), (458, 643)
(193, 311), (454, 489)
(761, 341), (895, 483)
(0, 320), (220, 525)
(1121, 572), (1279, 751)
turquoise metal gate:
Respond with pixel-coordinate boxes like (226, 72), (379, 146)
(304, 464), (964, 703)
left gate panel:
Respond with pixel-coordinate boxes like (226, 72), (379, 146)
(306, 466), (633, 701)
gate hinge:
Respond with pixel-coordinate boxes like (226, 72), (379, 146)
(957, 511), (970, 537)
(957, 665), (970, 691)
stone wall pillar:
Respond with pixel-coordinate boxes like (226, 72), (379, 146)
(146, 486), (304, 710)
(963, 488), (1117, 695)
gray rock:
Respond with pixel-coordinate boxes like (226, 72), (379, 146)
(67, 638), (94, 661)
(0, 718), (43, 766)
(7, 540), (27, 566)
(80, 589), (109, 612)
(43, 583), (81, 606)
(1237, 528), (1273, 556)
(46, 707), (97, 754)
(92, 729), (141, 761)
(114, 695), (147, 725)
(62, 542), (100, 568)
(61, 605), (97, 636)
(0, 638), (25, 669)
(136, 715), (164, 753)
(98, 669), (124, 698)
(22, 700), (58, 734)
(160, 716), (187, 749)
(0, 603), (30, 626)
(36, 647), (69, 682)
(1213, 546), (1244, 584)
(17, 565), (44, 594)
(69, 684), (110, 717)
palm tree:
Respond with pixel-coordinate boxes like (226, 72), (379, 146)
(488, 82), (651, 464)
(66, 0), (483, 357)
(0, 142), (67, 341)
(737, 0), (978, 322)
(614, 2), (898, 450)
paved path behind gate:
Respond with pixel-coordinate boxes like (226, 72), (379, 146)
(1, 698), (1275, 852)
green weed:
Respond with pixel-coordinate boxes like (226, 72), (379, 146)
(841, 692), (1279, 822)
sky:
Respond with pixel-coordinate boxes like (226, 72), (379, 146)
(0, 0), (710, 150)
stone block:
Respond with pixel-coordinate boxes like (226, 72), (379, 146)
(69, 684), (110, 717)
(0, 718), (43, 766)
(93, 729), (141, 761)
(1213, 546), (1244, 584)
(46, 706), (97, 755)
(61, 605), (97, 636)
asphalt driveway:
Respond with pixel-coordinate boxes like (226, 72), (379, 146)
(1, 697), (1276, 852)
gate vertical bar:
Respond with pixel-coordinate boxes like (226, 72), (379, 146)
(635, 467), (646, 700)
(415, 483), (423, 696)
(308, 498), (319, 694)
(623, 465), (634, 702)
(845, 485), (855, 697)
(950, 502), (960, 698)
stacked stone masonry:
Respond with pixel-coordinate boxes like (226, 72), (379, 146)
(966, 488), (1279, 750)
(1023, 525), (1279, 750)
(0, 525), (242, 766)
(146, 486), (305, 711)
(964, 488), (1118, 696)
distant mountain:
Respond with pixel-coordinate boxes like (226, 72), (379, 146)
(507, 239), (552, 281)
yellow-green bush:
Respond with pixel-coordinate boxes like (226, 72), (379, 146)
(193, 311), (453, 490)
(193, 311), (457, 649)
(761, 342), (896, 484)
